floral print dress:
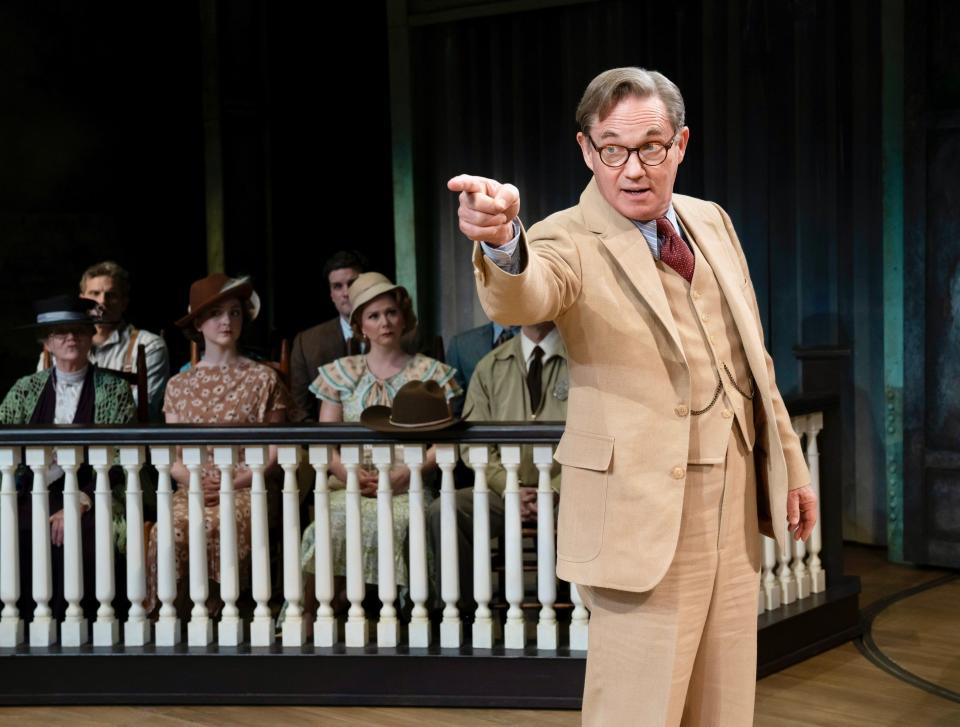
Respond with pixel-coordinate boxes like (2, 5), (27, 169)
(145, 359), (290, 611)
(300, 353), (461, 586)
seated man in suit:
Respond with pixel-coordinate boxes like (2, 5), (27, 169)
(289, 250), (366, 421)
(428, 321), (567, 607)
(445, 320), (518, 415)
(38, 260), (169, 421)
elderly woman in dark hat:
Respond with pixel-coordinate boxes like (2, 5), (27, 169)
(298, 272), (462, 615)
(145, 273), (291, 616)
(0, 294), (135, 622)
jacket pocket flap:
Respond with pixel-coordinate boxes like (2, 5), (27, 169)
(553, 428), (614, 471)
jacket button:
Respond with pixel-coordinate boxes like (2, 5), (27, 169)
(721, 409), (733, 419)
(692, 289), (702, 299)
(700, 312), (710, 322)
(675, 405), (689, 417)
(672, 466), (685, 480)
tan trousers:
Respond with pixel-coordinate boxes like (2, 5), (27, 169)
(580, 429), (761, 727)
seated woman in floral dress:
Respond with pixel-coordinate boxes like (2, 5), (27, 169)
(300, 273), (461, 611)
(145, 274), (290, 616)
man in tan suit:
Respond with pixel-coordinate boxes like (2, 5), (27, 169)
(449, 67), (818, 726)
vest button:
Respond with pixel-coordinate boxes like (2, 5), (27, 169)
(721, 409), (733, 419)
(675, 405), (689, 417)
(671, 466), (685, 480)
(700, 312), (710, 322)
(709, 335), (717, 346)
(692, 289), (702, 299)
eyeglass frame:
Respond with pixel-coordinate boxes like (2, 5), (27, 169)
(585, 130), (682, 168)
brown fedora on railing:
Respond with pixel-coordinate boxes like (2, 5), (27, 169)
(360, 380), (459, 433)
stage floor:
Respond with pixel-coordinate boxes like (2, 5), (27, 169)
(0, 545), (956, 726)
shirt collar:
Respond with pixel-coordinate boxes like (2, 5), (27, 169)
(93, 321), (126, 350)
(339, 316), (353, 340)
(631, 202), (681, 259)
(520, 327), (562, 367)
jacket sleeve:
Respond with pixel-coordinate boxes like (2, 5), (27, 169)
(713, 203), (810, 491)
(458, 363), (508, 496)
(471, 215), (583, 326)
(289, 332), (315, 422)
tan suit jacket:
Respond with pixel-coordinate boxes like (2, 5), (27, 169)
(472, 179), (809, 593)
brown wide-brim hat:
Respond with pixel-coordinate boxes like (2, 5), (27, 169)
(360, 379), (460, 433)
(175, 273), (261, 328)
(348, 272), (407, 327)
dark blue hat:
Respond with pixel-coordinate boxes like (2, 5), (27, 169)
(24, 295), (98, 330)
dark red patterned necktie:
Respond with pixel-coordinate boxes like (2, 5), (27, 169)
(656, 217), (695, 282)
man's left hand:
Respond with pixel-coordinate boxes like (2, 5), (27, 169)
(786, 485), (817, 541)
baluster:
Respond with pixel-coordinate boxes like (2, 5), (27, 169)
(468, 445), (492, 649)
(534, 445), (557, 650)
(151, 447), (180, 646)
(437, 444), (461, 648)
(342, 445), (367, 647)
(57, 446), (87, 646)
(26, 447), (55, 646)
(183, 446), (212, 646)
(89, 447), (118, 645)
(805, 413), (826, 593)
(569, 583), (589, 651)
(502, 444), (524, 650)
(757, 570), (765, 615)
(309, 446), (335, 647)
(279, 446), (304, 647)
(761, 535), (781, 611)
(246, 446), (273, 646)
(777, 538), (797, 605)
(215, 447), (241, 646)
(0, 447), (23, 646)
(121, 446), (150, 646)
(789, 420), (811, 600)
(371, 445), (397, 647)
(405, 445), (430, 648)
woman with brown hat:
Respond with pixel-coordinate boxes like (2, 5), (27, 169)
(145, 273), (291, 616)
(0, 294), (136, 623)
(299, 272), (462, 613)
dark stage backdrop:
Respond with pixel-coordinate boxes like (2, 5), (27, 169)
(405, 0), (886, 543)
(0, 1), (907, 547)
(0, 2), (206, 379)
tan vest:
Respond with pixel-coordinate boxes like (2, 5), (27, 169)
(655, 231), (756, 464)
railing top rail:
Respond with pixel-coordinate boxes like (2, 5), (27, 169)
(0, 399), (825, 447)
(0, 422), (568, 446)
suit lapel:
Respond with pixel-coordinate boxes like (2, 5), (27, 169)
(580, 180), (686, 362)
(673, 196), (772, 396)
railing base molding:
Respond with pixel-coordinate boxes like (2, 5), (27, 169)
(0, 577), (860, 707)
(757, 574), (861, 678)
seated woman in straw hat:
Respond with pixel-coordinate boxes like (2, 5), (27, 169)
(0, 294), (135, 622)
(145, 274), (291, 616)
(300, 272), (462, 612)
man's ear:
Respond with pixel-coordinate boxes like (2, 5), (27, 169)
(576, 131), (595, 173)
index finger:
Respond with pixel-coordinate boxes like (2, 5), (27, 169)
(447, 174), (492, 195)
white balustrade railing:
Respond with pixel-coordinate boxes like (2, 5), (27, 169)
(0, 413), (825, 653)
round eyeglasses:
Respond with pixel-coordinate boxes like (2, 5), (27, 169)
(586, 132), (680, 168)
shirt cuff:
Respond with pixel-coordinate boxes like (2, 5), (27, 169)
(479, 220), (521, 271)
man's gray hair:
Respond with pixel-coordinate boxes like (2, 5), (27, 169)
(576, 67), (686, 135)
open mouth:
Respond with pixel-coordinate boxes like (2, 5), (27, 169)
(622, 188), (651, 198)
